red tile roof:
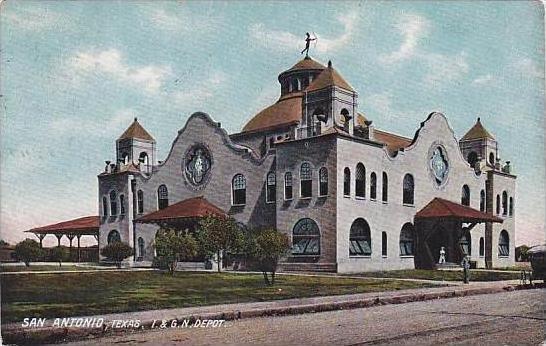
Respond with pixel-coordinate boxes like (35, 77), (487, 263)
(461, 117), (495, 141)
(415, 198), (503, 223)
(242, 93), (303, 133)
(136, 196), (227, 223)
(306, 62), (354, 92)
(283, 56), (326, 74)
(374, 129), (413, 153)
(27, 216), (99, 234)
(118, 118), (155, 141)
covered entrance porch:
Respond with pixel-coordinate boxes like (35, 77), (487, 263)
(413, 198), (502, 269)
(135, 196), (228, 269)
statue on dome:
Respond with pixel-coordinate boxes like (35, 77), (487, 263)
(301, 32), (317, 57)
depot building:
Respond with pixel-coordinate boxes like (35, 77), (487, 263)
(86, 55), (516, 272)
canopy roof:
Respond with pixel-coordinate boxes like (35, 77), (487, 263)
(136, 196), (227, 224)
(415, 198), (503, 223)
(26, 216), (99, 235)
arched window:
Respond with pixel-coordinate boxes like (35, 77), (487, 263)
(137, 190), (144, 214)
(139, 152), (149, 165)
(284, 172), (293, 200)
(461, 185), (470, 206)
(137, 237), (145, 260)
(232, 174), (246, 206)
(340, 108), (350, 121)
(479, 237), (485, 257)
(382, 231), (387, 257)
(496, 194), (500, 215)
(382, 172), (388, 202)
(107, 230), (121, 244)
(498, 230), (509, 256)
(502, 191), (508, 216)
(355, 163), (366, 198)
(102, 196), (108, 217)
(109, 191), (118, 216)
(400, 223), (415, 256)
(300, 163), (312, 198)
(157, 185), (169, 210)
(266, 172), (276, 203)
(121, 153), (129, 165)
(349, 218), (371, 256)
(467, 151), (478, 167)
(402, 174), (414, 205)
(480, 190), (485, 212)
(370, 172), (377, 200)
(292, 218), (320, 255)
(459, 233), (471, 256)
(119, 194), (126, 215)
(343, 167), (351, 196)
(489, 152), (495, 165)
(291, 78), (299, 92)
(509, 197), (514, 216)
(319, 167), (328, 196)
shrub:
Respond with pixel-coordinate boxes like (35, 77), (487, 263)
(50, 246), (70, 267)
(14, 239), (44, 267)
(248, 229), (290, 285)
(100, 242), (134, 268)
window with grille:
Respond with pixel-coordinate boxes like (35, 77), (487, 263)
(232, 174), (247, 205)
(300, 163), (312, 198)
(319, 167), (328, 196)
(266, 172), (276, 203)
(284, 172), (293, 200)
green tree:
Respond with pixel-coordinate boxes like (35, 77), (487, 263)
(14, 239), (44, 267)
(0, 239), (10, 246)
(100, 242), (134, 268)
(249, 229), (290, 285)
(50, 246), (69, 267)
(197, 215), (243, 272)
(155, 228), (199, 275)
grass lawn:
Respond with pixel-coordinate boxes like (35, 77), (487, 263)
(1, 271), (435, 323)
(0, 264), (111, 272)
(351, 269), (521, 281)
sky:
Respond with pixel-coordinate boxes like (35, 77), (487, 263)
(1, 1), (544, 247)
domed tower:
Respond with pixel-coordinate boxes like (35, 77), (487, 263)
(459, 117), (498, 171)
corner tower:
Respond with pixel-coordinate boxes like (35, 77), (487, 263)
(459, 117), (498, 170)
(116, 118), (156, 173)
(298, 60), (358, 138)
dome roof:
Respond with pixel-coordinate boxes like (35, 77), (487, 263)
(281, 56), (326, 76)
(242, 93), (303, 133)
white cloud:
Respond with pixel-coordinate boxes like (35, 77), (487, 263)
(249, 12), (359, 54)
(2, 6), (63, 31)
(365, 92), (392, 116)
(381, 14), (429, 64)
(48, 108), (137, 138)
(512, 58), (543, 79)
(173, 71), (228, 105)
(69, 49), (172, 93)
(472, 74), (494, 85)
(422, 52), (469, 87)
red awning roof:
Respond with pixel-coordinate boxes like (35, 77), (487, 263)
(136, 196), (227, 224)
(26, 216), (99, 235)
(415, 198), (503, 223)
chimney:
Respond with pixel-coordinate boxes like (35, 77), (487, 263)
(364, 120), (374, 140)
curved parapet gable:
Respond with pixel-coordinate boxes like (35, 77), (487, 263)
(152, 112), (267, 177)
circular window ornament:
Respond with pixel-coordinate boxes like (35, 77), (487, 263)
(428, 145), (449, 187)
(184, 144), (212, 187)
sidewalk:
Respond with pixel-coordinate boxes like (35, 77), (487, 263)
(1, 280), (533, 345)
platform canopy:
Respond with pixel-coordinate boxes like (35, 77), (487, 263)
(415, 198), (503, 224)
(136, 196), (227, 228)
(26, 216), (99, 236)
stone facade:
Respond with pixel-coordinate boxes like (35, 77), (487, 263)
(97, 57), (516, 272)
